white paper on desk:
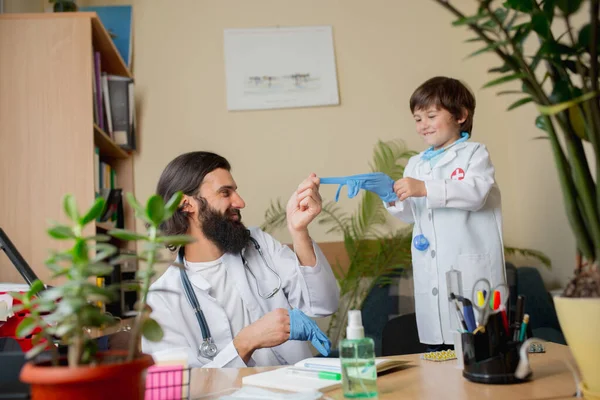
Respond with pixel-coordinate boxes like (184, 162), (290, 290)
(242, 365), (341, 393)
(294, 357), (402, 374)
(218, 386), (322, 399)
(0, 283), (30, 293)
(0, 294), (14, 322)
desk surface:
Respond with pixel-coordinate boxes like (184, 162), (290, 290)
(189, 343), (578, 399)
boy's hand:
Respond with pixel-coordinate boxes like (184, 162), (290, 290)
(394, 178), (427, 201)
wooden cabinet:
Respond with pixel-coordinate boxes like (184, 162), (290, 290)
(0, 13), (135, 285)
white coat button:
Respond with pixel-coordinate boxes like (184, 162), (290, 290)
(431, 250), (436, 258)
(432, 287), (438, 296)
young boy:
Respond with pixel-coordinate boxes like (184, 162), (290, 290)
(386, 76), (506, 350)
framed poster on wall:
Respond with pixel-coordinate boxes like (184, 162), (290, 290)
(224, 25), (340, 111)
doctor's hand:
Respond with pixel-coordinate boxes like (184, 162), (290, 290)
(394, 177), (427, 201)
(233, 308), (290, 363)
(286, 173), (322, 234)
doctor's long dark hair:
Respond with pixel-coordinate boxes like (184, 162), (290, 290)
(156, 151), (231, 251)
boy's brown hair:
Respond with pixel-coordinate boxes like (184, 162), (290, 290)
(409, 76), (476, 135)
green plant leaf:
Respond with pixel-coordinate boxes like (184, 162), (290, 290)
(507, 97), (534, 111)
(72, 239), (89, 264)
(54, 322), (77, 337)
(568, 106), (588, 141)
(156, 235), (196, 246)
(28, 280), (45, 298)
(542, 0), (555, 24)
(86, 263), (115, 277)
(578, 24), (600, 53)
(452, 12), (489, 26)
(110, 254), (140, 264)
(535, 115), (549, 131)
(537, 91), (599, 115)
(47, 225), (74, 240)
(488, 64), (513, 74)
(16, 317), (37, 338)
(482, 73), (525, 88)
(503, 0), (534, 12)
(109, 229), (148, 241)
(126, 192), (151, 223)
(91, 243), (117, 263)
(163, 191), (183, 221)
(146, 195), (165, 226)
(80, 197), (106, 225)
(142, 318), (164, 342)
(531, 10), (551, 38)
(25, 342), (49, 360)
(556, 0), (582, 16)
(504, 246), (551, 268)
(465, 40), (509, 58)
(84, 234), (111, 242)
(63, 194), (79, 222)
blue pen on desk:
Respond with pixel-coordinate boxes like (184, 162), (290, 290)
(455, 295), (477, 332)
(286, 367), (342, 381)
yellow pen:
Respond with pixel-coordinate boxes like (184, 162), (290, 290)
(477, 290), (485, 307)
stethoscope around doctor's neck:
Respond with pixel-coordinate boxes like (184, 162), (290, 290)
(178, 234), (282, 359)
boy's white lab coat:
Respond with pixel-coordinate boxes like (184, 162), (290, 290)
(385, 141), (505, 345)
(142, 227), (340, 367)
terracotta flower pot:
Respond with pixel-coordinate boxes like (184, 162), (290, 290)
(554, 297), (600, 396)
(20, 351), (154, 400)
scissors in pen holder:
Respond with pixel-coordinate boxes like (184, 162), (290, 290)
(470, 278), (509, 334)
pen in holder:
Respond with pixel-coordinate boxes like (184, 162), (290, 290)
(461, 313), (532, 384)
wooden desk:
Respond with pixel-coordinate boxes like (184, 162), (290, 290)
(189, 343), (578, 399)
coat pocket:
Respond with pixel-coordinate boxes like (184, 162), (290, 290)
(456, 253), (491, 300)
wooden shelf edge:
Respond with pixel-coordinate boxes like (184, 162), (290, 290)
(95, 221), (116, 231)
(94, 124), (129, 158)
(90, 13), (133, 79)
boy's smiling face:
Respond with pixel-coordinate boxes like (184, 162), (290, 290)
(413, 106), (466, 150)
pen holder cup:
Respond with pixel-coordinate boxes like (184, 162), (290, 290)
(461, 320), (529, 384)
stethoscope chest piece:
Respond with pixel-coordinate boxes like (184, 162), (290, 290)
(199, 338), (218, 359)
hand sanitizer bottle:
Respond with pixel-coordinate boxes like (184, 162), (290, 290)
(339, 310), (378, 398)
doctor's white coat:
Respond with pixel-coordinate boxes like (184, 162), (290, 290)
(385, 141), (506, 345)
(141, 227), (340, 367)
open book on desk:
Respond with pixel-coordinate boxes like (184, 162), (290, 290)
(242, 357), (407, 393)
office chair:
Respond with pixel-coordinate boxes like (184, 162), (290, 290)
(381, 313), (427, 356)
(0, 338), (29, 399)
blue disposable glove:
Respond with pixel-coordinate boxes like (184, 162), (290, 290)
(289, 309), (331, 356)
(320, 172), (398, 203)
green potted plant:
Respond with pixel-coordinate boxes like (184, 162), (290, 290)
(433, 0), (600, 395)
(11, 191), (193, 399)
(262, 139), (549, 349)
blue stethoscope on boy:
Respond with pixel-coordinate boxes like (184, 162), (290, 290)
(177, 234), (282, 359)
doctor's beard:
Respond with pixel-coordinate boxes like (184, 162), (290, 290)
(197, 198), (251, 254)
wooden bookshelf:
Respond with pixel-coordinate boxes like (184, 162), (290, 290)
(94, 124), (129, 159)
(0, 13), (137, 284)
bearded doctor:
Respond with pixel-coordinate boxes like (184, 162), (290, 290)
(142, 151), (340, 368)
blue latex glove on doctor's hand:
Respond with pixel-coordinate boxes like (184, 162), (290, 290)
(289, 308), (332, 356)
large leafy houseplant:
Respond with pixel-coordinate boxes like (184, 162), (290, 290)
(434, 0), (600, 296)
(434, 0), (600, 394)
(11, 192), (192, 398)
